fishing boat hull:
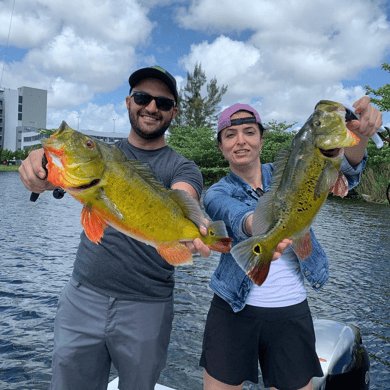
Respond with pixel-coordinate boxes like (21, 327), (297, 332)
(107, 378), (175, 390)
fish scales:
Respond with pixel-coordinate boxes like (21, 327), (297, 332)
(231, 100), (359, 286)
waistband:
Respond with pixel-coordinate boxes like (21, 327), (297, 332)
(212, 294), (309, 321)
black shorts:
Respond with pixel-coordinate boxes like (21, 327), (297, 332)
(199, 294), (323, 390)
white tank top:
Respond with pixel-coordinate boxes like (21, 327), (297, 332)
(245, 246), (307, 308)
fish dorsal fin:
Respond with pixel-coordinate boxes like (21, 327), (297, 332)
(169, 189), (206, 228)
(122, 160), (168, 192)
(252, 148), (291, 235)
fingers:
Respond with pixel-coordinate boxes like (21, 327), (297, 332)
(199, 218), (210, 237)
(19, 148), (49, 193)
(271, 238), (293, 261)
(185, 238), (211, 258)
(351, 97), (383, 139)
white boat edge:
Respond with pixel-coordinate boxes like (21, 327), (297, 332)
(107, 377), (175, 390)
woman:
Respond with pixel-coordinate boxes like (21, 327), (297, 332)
(200, 99), (381, 390)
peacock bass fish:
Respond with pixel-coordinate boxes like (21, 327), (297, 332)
(42, 122), (232, 266)
(231, 100), (360, 286)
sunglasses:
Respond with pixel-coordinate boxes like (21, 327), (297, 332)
(130, 91), (176, 111)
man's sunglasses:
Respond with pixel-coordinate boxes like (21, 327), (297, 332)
(130, 91), (176, 111)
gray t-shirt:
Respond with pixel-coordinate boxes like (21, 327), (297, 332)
(72, 138), (203, 301)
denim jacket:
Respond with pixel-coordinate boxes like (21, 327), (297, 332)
(204, 154), (367, 313)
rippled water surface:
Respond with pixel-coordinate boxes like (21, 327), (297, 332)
(1, 172), (389, 389)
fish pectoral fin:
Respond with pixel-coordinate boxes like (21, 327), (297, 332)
(81, 205), (108, 243)
(98, 188), (125, 220)
(231, 237), (271, 286)
(314, 164), (339, 199)
(293, 230), (312, 259)
(329, 171), (349, 198)
(157, 242), (193, 266)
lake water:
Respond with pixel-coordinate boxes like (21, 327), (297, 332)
(1, 171), (389, 389)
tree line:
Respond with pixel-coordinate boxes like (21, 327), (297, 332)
(0, 128), (53, 163)
(7, 62), (390, 201)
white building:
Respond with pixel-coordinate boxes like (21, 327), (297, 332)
(0, 86), (47, 151)
(0, 87), (18, 151)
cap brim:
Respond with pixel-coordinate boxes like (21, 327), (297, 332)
(129, 68), (177, 102)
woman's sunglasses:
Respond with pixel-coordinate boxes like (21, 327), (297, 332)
(130, 91), (176, 111)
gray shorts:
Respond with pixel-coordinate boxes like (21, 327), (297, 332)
(49, 277), (174, 390)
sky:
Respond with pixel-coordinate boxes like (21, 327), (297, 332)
(0, 0), (390, 135)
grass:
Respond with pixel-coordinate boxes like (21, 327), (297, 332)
(356, 164), (390, 204)
(0, 164), (19, 172)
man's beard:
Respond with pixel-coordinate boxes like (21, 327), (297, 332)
(129, 109), (172, 140)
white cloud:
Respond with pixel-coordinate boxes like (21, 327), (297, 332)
(47, 101), (130, 134)
(25, 26), (137, 89)
(0, 0), (155, 110)
(176, 0), (390, 124)
(0, 1), (58, 47)
(180, 36), (261, 88)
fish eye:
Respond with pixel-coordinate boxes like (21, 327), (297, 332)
(85, 139), (95, 148)
(314, 120), (321, 126)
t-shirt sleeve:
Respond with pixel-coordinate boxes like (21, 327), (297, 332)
(171, 159), (204, 200)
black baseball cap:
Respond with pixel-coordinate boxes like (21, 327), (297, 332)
(128, 66), (178, 103)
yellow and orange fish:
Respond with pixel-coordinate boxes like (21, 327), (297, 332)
(42, 122), (232, 265)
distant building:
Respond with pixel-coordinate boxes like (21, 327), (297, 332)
(0, 87), (18, 150)
(0, 86), (47, 151)
(0, 86), (127, 151)
(81, 129), (128, 145)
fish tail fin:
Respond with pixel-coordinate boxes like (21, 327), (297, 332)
(207, 221), (233, 253)
(231, 237), (271, 286)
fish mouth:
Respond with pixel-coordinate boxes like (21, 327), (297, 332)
(319, 148), (342, 158)
(69, 179), (101, 191)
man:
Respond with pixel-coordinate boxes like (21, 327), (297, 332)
(19, 66), (211, 390)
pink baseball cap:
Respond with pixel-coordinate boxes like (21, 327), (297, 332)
(218, 104), (263, 133)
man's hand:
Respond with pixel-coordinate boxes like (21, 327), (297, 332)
(19, 148), (56, 193)
(184, 222), (212, 258)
